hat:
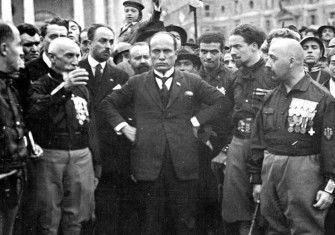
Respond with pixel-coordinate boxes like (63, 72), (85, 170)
(300, 36), (325, 58)
(317, 25), (335, 38)
(165, 25), (187, 45)
(176, 46), (201, 68)
(112, 42), (131, 64)
(123, 0), (144, 11)
(131, 21), (165, 43)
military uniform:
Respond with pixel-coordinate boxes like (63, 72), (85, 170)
(221, 58), (279, 227)
(304, 64), (330, 84)
(27, 70), (96, 235)
(249, 75), (335, 234)
(197, 63), (234, 233)
(0, 72), (29, 235)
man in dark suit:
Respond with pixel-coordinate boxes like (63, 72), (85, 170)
(78, 24), (129, 235)
(101, 31), (232, 234)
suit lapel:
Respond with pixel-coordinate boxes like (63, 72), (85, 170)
(166, 70), (183, 109)
(144, 71), (164, 110)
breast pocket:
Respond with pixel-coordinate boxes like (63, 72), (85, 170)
(262, 108), (275, 131)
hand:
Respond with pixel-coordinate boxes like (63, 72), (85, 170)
(130, 174), (137, 183)
(252, 184), (262, 203)
(122, 125), (136, 143)
(313, 190), (334, 210)
(192, 126), (199, 138)
(211, 151), (227, 172)
(30, 144), (43, 159)
(64, 68), (89, 89)
(93, 177), (99, 190)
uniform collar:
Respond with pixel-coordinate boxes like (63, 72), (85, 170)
(279, 74), (312, 95)
(199, 62), (226, 81)
(240, 58), (265, 80)
(304, 63), (321, 73)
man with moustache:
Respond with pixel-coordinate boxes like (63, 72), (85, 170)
(27, 37), (96, 235)
(101, 31), (232, 234)
(300, 36), (330, 84)
(78, 24), (129, 235)
(129, 42), (152, 75)
(249, 37), (335, 235)
(17, 23), (40, 63)
(221, 24), (279, 234)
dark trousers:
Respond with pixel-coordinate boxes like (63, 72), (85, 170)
(138, 150), (198, 235)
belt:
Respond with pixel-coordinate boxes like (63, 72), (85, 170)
(43, 132), (89, 150)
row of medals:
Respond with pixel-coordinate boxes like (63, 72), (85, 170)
(288, 103), (317, 135)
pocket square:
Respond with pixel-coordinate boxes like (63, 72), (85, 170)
(113, 84), (122, 90)
(110, 79), (114, 82)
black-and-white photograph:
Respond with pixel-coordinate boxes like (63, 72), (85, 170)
(1, 0), (335, 234)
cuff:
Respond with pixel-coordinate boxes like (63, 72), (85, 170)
(322, 178), (335, 196)
(250, 174), (262, 184)
(190, 116), (200, 127)
(114, 122), (128, 135)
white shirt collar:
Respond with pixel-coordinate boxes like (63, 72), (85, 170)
(154, 67), (175, 78)
(154, 67), (175, 90)
(330, 79), (335, 98)
(42, 52), (52, 68)
(88, 54), (107, 71)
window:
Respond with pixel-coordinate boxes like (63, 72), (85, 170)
(205, 4), (210, 17)
(311, 15), (316, 25)
(249, 1), (254, 9)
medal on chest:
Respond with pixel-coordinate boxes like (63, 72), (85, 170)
(287, 98), (318, 136)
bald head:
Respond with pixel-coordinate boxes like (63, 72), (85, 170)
(266, 38), (305, 81)
(270, 38), (304, 65)
(48, 37), (81, 72)
(49, 37), (80, 55)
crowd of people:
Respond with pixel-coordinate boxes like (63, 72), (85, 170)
(2, 0), (335, 234)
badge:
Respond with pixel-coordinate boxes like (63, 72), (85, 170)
(324, 127), (333, 140)
(176, 82), (181, 86)
(308, 127), (315, 136)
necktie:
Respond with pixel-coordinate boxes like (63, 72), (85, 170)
(157, 75), (169, 107)
(95, 64), (102, 83)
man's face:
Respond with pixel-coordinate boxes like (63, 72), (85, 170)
(129, 45), (152, 74)
(90, 27), (114, 62)
(329, 55), (335, 80)
(124, 6), (139, 24)
(6, 26), (25, 73)
(80, 31), (89, 56)
(150, 34), (177, 73)
(265, 42), (290, 81)
(176, 59), (196, 73)
(51, 44), (81, 72)
(223, 53), (237, 71)
(21, 33), (40, 62)
(229, 34), (255, 67)
(302, 40), (321, 65)
(322, 28), (335, 42)
(43, 24), (68, 53)
(199, 42), (222, 70)
(68, 21), (80, 43)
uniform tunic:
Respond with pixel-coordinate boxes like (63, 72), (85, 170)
(221, 58), (279, 223)
(249, 75), (335, 234)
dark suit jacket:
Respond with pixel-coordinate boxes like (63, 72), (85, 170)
(79, 58), (129, 175)
(101, 69), (232, 181)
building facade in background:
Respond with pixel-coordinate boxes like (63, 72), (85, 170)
(163, 0), (335, 42)
(1, 0), (335, 42)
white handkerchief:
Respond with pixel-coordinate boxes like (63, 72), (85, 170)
(113, 84), (122, 90)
